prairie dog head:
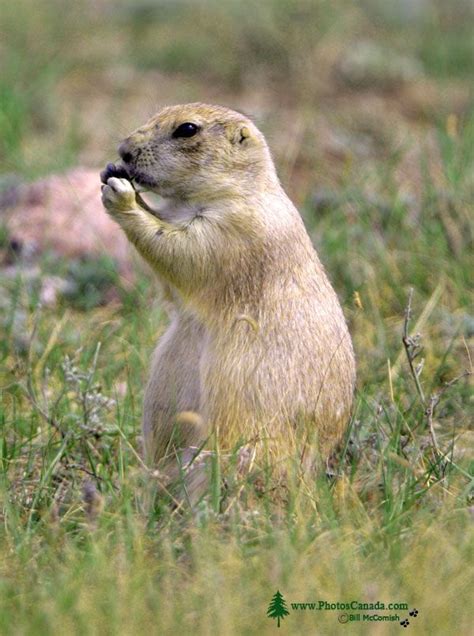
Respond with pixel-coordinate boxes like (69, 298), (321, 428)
(117, 103), (277, 203)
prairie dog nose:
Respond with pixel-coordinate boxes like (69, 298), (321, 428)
(118, 140), (134, 164)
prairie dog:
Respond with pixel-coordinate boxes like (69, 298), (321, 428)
(101, 103), (355, 479)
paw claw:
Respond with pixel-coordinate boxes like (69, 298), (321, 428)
(107, 177), (135, 195)
(101, 178), (136, 213)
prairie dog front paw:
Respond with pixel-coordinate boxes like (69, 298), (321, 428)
(101, 177), (137, 214)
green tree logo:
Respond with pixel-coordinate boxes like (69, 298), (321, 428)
(267, 590), (290, 627)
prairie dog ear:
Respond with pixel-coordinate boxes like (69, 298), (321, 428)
(226, 122), (255, 146)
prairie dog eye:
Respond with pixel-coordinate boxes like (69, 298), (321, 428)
(172, 122), (200, 139)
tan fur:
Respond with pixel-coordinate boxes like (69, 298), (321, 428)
(101, 103), (356, 481)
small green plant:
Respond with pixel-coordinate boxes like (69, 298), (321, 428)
(62, 256), (119, 310)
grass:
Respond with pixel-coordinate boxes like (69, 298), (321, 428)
(0, 0), (473, 634)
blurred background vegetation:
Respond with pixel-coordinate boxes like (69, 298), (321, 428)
(0, 1), (472, 633)
(1, 0), (473, 176)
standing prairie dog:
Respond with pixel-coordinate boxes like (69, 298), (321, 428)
(101, 103), (355, 481)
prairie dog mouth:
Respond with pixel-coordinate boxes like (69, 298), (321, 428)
(129, 169), (159, 192)
(128, 171), (163, 218)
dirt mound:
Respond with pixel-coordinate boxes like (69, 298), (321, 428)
(1, 168), (133, 275)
